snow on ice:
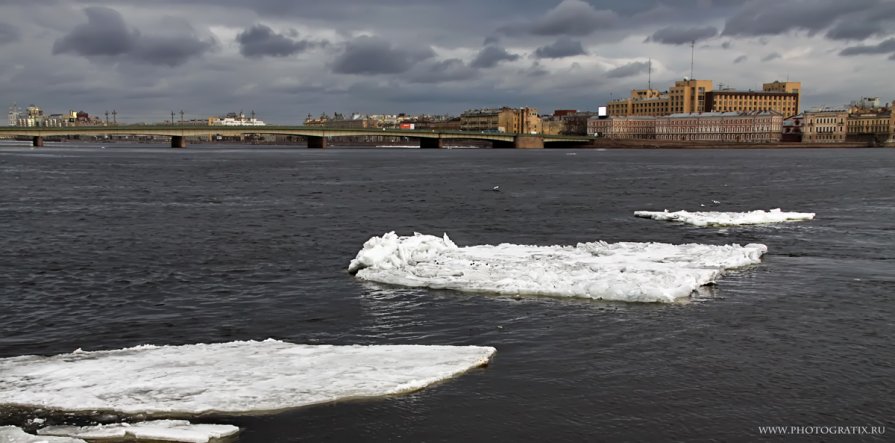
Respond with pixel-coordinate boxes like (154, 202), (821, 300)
(0, 340), (496, 414)
(348, 232), (767, 303)
(633, 208), (815, 226)
(37, 420), (239, 443)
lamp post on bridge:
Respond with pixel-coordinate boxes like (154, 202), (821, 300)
(170, 111), (175, 126)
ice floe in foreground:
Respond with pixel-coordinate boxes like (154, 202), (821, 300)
(348, 232), (767, 303)
(0, 340), (495, 414)
(36, 420), (239, 443)
(0, 426), (85, 443)
(634, 208), (815, 226)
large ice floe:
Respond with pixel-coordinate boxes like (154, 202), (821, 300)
(348, 232), (767, 303)
(0, 426), (86, 443)
(0, 340), (495, 415)
(634, 208), (815, 226)
(35, 420), (239, 443)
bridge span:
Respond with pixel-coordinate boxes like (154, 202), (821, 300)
(0, 126), (597, 149)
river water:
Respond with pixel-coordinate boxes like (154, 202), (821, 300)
(1, 144), (893, 441)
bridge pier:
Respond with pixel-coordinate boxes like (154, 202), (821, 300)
(171, 136), (187, 148)
(514, 135), (544, 149)
(32, 136), (44, 147)
(420, 138), (442, 149)
(307, 136), (327, 149)
(492, 135), (544, 149)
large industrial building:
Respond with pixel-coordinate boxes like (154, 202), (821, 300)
(607, 79), (801, 118)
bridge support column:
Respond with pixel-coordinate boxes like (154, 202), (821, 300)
(491, 136), (544, 149)
(514, 135), (544, 149)
(171, 136), (187, 148)
(420, 138), (442, 149)
(307, 136), (327, 149)
(32, 136), (44, 147)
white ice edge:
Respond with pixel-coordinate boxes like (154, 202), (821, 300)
(348, 232), (768, 303)
(37, 420), (239, 443)
(0, 340), (496, 415)
(634, 208), (815, 226)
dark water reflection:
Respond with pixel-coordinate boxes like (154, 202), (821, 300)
(1, 145), (893, 441)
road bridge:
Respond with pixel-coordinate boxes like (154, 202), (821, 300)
(0, 126), (597, 149)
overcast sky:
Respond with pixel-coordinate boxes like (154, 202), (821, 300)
(1, 0), (893, 124)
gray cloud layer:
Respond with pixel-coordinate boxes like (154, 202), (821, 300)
(332, 36), (435, 74)
(0, 21), (20, 44)
(534, 37), (587, 58)
(501, 0), (618, 37)
(470, 45), (520, 68)
(606, 61), (650, 78)
(839, 38), (895, 56)
(647, 26), (718, 45)
(722, 0), (895, 41)
(1, 0), (893, 123)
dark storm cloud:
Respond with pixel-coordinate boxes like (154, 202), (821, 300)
(606, 61), (649, 78)
(733, 55), (747, 63)
(839, 38), (895, 56)
(134, 34), (217, 67)
(501, 0), (618, 37)
(0, 22), (20, 44)
(52, 7), (135, 56)
(534, 37), (586, 59)
(52, 6), (216, 66)
(236, 24), (323, 58)
(722, 0), (877, 37)
(761, 52), (781, 62)
(470, 45), (520, 68)
(646, 26), (718, 45)
(407, 59), (477, 84)
(332, 36), (435, 75)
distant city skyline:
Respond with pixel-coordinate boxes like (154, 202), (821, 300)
(1, 0), (894, 124)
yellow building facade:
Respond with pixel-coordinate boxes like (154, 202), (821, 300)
(460, 107), (541, 134)
(802, 110), (847, 143)
(608, 79), (801, 118)
(705, 91), (799, 117)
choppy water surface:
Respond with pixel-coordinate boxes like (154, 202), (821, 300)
(1, 144), (893, 441)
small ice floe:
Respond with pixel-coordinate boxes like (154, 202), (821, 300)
(0, 426), (85, 443)
(348, 232), (767, 303)
(0, 340), (495, 414)
(38, 420), (239, 443)
(634, 208), (815, 227)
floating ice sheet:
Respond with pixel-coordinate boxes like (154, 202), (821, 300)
(37, 420), (239, 443)
(634, 208), (815, 226)
(348, 232), (767, 303)
(0, 340), (495, 415)
(0, 426), (86, 443)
